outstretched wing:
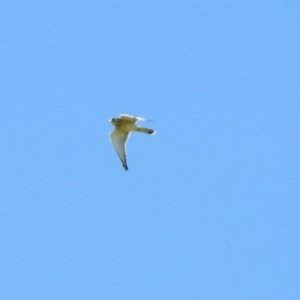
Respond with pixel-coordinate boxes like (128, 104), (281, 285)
(120, 114), (146, 123)
(110, 128), (130, 171)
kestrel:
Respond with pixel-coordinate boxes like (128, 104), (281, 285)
(109, 114), (156, 171)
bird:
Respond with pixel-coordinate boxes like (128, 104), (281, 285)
(109, 114), (156, 171)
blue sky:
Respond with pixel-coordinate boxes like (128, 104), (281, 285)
(1, 1), (299, 299)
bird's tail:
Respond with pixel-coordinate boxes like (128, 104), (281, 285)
(136, 126), (155, 134)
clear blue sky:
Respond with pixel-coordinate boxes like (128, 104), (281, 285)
(1, 2), (299, 299)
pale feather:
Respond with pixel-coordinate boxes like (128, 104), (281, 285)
(109, 128), (130, 170)
(120, 114), (146, 123)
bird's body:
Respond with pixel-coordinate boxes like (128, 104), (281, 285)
(109, 114), (155, 171)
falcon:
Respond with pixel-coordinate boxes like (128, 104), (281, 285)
(109, 114), (155, 171)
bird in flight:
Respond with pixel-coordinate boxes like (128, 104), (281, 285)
(109, 114), (156, 171)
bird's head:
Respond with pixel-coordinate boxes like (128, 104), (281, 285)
(109, 118), (118, 125)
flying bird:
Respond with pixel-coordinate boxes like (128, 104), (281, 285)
(109, 114), (156, 171)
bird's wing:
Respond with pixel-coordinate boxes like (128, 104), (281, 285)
(110, 128), (130, 171)
(120, 114), (146, 123)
